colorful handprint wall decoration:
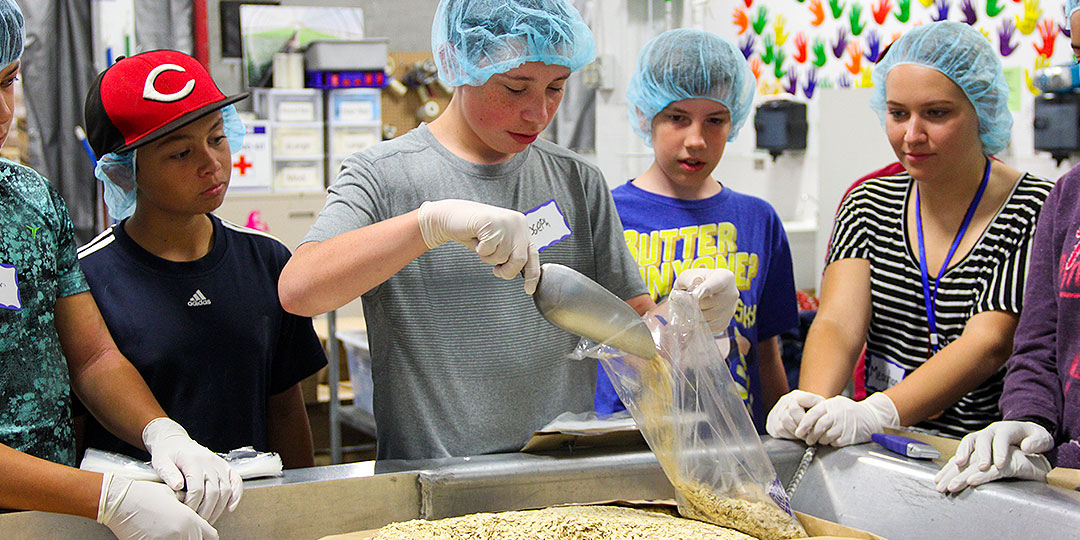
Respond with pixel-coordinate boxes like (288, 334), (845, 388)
(732, 0), (1075, 100)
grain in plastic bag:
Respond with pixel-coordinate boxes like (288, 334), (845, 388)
(575, 290), (806, 540)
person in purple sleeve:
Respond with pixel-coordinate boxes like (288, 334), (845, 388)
(934, 2), (1080, 494)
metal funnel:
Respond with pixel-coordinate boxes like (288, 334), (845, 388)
(533, 263), (658, 360)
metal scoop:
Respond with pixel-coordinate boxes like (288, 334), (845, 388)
(532, 263), (658, 360)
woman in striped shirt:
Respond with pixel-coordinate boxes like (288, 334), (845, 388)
(767, 21), (1054, 445)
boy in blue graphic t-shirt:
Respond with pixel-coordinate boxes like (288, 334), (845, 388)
(597, 29), (799, 433)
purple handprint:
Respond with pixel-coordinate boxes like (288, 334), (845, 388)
(785, 71), (799, 95)
(838, 74), (852, 88)
(864, 30), (881, 62)
(832, 27), (849, 58)
(1061, 23), (1071, 39)
(931, 0), (950, 22)
(998, 19), (1017, 56)
(960, 0), (977, 25)
(803, 68), (819, 98)
(740, 34), (757, 59)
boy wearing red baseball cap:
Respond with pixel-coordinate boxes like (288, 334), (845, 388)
(79, 49), (327, 476)
(0, 3), (240, 539)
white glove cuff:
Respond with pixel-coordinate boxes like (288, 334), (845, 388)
(416, 201), (442, 249)
(96, 472), (130, 524)
(865, 392), (901, 429)
(142, 417), (187, 450)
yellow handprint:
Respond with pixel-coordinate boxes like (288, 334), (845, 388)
(857, 66), (874, 88)
(978, 27), (990, 41)
(1015, 0), (1041, 36)
(774, 14), (789, 46)
(1025, 56), (1051, 95)
(918, 0), (933, 7)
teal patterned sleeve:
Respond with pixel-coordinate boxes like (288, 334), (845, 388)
(44, 178), (88, 298)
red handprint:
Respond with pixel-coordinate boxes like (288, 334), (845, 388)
(872, 0), (893, 23)
(794, 32), (809, 63)
(750, 57), (763, 80)
(1033, 18), (1057, 58)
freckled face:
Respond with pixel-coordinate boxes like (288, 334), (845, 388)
(456, 61), (570, 161)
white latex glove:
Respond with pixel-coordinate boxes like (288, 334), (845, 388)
(97, 472), (218, 540)
(794, 392), (900, 447)
(934, 421), (1054, 493)
(673, 268), (739, 334)
(766, 389), (826, 440)
(142, 418), (242, 524)
(417, 199), (541, 294)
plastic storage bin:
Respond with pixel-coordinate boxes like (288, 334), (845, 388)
(329, 88), (381, 123)
(273, 159), (324, 191)
(337, 330), (374, 416)
(271, 124), (324, 157)
(253, 89), (323, 123)
(331, 124), (381, 155)
(304, 39), (389, 71)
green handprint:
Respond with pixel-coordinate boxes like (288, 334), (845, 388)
(812, 38), (827, 67)
(895, 0), (911, 22)
(986, 0), (1005, 17)
(849, 3), (865, 35)
(761, 34), (776, 64)
(752, 5), (769, 35)
(773, 48), (788, 79)
(829, 0), (847, 19)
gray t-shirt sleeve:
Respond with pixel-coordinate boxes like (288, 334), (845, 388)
(581, 165), (647, 302)
(302, 153), (387, 245)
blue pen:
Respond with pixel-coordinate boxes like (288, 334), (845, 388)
(871, 433), (941, 459)
(74, 125), (97, 166)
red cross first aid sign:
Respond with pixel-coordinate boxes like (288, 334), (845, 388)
(231, 121), (272, 190)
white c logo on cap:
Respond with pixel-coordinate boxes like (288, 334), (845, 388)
(143, 64), (196, 103)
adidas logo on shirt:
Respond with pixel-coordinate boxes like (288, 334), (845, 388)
(187, 290), (212, 307)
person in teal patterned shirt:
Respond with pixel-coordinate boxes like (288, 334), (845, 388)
(0, 2), (242, 539)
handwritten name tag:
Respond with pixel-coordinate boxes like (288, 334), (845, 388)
(524, 199), (572, 252)
(0, 264), (21, 311)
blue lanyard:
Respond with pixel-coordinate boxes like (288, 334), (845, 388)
(915, 157), (991, 354)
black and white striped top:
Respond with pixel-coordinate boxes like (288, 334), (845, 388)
(827, 172), (1053, 437)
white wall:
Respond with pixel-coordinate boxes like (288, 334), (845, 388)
(589, 0), (1080, 291)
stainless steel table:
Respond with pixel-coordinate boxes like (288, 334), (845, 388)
(3, 439), (1077, 539)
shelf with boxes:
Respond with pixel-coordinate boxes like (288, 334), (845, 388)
(326, 88), (382, 178)
(252, 88), (326, 192)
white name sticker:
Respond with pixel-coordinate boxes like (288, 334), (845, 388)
(0, 263), (21, 311)
(865, 353), (906, 393)
(524, 199), (572, 252)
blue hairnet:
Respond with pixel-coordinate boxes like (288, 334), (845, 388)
(432, 0), (597, 87)
(626, 28), (756, 146)
(0, 0), (24, 67)
(96, 105), (246, 220)
(1068, 0), (1080, 31)
(869, 21), (1011, 155)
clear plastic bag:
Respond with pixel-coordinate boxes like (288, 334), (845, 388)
(574, 290), (806, 540)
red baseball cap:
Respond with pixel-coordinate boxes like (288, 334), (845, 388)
(84, 49), (248, 157)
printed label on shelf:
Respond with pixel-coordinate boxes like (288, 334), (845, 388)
(276, 164), (321, 190)
(277, 101), (316, 122)
(338, 100), (375, 123)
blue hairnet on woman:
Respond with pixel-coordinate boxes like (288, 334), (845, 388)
(0, 0), (23, 67)
(625, 28), (756, 146)
(431, 0), (596, 87)
(869, 20), (1010, 155)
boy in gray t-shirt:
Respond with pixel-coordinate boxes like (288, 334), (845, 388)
(280, 0), (739, 461)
